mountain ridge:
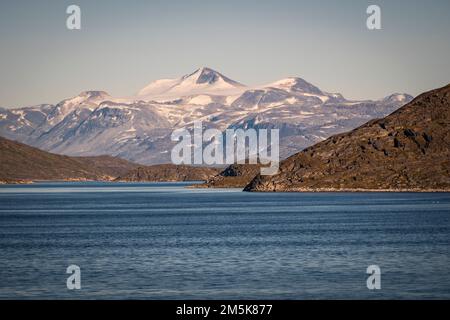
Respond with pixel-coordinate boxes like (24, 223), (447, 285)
(244, 84), (450, 192)
(0, 67), (413, 165)
(0, 136), (139, 183)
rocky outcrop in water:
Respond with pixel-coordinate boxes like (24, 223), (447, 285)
(197, 163), (263, 188)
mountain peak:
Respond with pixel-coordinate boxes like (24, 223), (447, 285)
(267, 77), (323, 95)
(77, 91), (110, 101)
(137, 67), (245, 100)
(381, 93), (414, 104)
(57, 91), (110, 107)
(182, 67), (245, 87)
(192, 66), (215, 74)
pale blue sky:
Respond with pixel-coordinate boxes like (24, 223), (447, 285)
(0, 0), (449, 107)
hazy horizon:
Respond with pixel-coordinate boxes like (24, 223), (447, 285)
(1, 0), (449, 108)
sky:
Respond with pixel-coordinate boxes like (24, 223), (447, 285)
(0, 0), (449, 108)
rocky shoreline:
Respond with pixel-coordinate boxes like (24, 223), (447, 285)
(244, 187), (450, 193)
(244, 84), (450, 192)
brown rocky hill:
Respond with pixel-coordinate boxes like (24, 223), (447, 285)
(0, 136), (138, 183)
(244, 84), (450, 192)
(115, 164), (221, 182)
(74, 155), (139, 178)
(197, 163), (263, 188)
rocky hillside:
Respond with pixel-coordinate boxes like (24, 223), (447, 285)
(0, 136), (138, 183)
(115, 164), (221, 182)
(74, 155), (140, 178)
(244, 84), (450, 192)
(198, 163), (263, 188)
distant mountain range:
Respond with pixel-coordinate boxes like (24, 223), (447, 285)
(2, 82), (448, 191)
(0, 67), (413, 164)
(244, 84), (450, 192)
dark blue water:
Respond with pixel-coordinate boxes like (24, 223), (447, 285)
(0, 182), (449, 299)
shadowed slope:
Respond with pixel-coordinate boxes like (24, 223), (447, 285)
(245, 84), (450, 192)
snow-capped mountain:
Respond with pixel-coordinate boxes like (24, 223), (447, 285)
(0, 68), (413, 164)
(136, 67), (246, 101)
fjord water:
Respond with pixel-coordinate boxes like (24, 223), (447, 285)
(0, 182), (449, 299)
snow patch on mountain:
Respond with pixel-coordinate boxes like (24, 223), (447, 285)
(136, 67), (246, 101)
